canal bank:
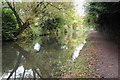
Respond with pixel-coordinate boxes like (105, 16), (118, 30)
(62, 30), (118, 78)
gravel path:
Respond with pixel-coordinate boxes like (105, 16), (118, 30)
(81, 30), (118, 78)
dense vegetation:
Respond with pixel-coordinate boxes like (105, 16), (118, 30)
(2, 2), (84, 41)
(84, 2), (120, 40)
(2, 8), (18, 40)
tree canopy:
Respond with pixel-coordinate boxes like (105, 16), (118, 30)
(84, 2), (120, 39)
(2, 1), (77, 40)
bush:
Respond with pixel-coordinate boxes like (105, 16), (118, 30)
(2, 8), (18, 40)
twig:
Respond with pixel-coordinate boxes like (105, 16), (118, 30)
(7, 53), (22, 80)
(34, 69), (43, 79)
(32, 69), (36, 80)
(22, 69), (26, 80)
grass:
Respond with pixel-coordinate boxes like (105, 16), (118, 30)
(56, 39), (100, 78)
(58, 56), (86, 78)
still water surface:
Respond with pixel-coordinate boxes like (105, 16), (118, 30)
(2, 31), (86, 78)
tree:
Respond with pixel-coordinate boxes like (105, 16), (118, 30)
(3, 1), (75, 40)
(84, 2), (120, 39)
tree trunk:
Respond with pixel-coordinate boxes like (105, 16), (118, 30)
(14, 21), (30, 37)
(6, 1), (30, 37)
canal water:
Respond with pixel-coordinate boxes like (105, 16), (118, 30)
(2, 31), (87, 78)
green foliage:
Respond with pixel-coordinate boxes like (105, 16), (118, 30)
(19, 27), (33, 38)
(42, 17), (64, 32)
(11, 2), (75, 39)
(2, 8), (18, 40)
(2, 2), (85, 40)
(84, 2), (120, 40)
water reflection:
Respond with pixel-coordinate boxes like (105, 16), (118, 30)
(2, 31), (86, 78)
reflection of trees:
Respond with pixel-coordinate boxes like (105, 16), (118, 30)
(3, 42), (43, 79)
(3, 33), (82, 79)
(41, 36), (61, 49)
(15, 43), (51, 77)
(10, 43), (43, 79)
(2, 42), (18, 73)
(17, 36), (65, 77)
(7, 52), (22, 80)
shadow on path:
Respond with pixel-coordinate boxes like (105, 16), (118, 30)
(81, 30), (118, 78)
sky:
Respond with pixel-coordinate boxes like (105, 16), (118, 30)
(74, 0), (86, 16)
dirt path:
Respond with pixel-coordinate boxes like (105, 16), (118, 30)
(81, 30), (118, 78)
